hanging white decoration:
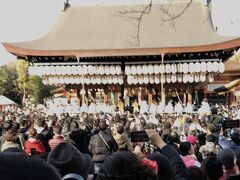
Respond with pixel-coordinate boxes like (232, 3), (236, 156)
(138, 75), (144, 84)
(177, 74), (183, 83)
(34, 66), (41, 76)
(85, 76), (91, 84)
(171, 64), (177, 74)
(144, 75), (149, 84)
(165, 64), (171, 74)
(118, 76), (124, 85)
(200, 73), (206, 82)
(75, 66), (83, 75)
(194, 62), (201, 73)
(82, 65), (88, 75)
(96, 75), (102, 84)
(200, 62), (207, 72)
(127, 75), (133, 85)
(194, 74), (200, 83)
(131, 65), (137, 75)
(207, 62), (214, 72)
(60, 76), (65, 84)
(154, 75), (160, 84)
(102, 76), (107, 84)
(183, 74), (188, 83)
(112, 75), (118, 84)
(149, 75), (155, 84)
(105, 66), (110, 75)
(42, 76), (48, 85)
(182, 63), (189, 74)
(28, 66), (34, 76)
(137, 65), (143, 75)
(148, 64), (154, 75)
(69, 65), (75, 75)
(161, 75), (166, 83)
(218, 62), (225, 73)
(188, 74), (194, 83)
(177, 63), (183, 73)
(208, 74), (214, 82)
(212, 62), (219, 72)
(70, 75), (76, 84)
(159, 64), (165, 74)
(142, 65), (148, 75)
(116, 65), (122, 75)
(90, 75), (95, 84)
(153, 64), (160, 74)
(88, 65), (94, 75)
(125, 65), (131, 75)
(99, 65), (105, 75)
(73, 76), (78, 84)
(107, 75), (113, 84)
(133, 75), (138, 85)
(110, 65), (116, 75)
(166, 74), (171, 83)
(171, 74), (177, 83)
(188, 63), (195, 73)
(70, 66), (77, 75)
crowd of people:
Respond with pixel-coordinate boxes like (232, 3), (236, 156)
(1, 99), (240, 180)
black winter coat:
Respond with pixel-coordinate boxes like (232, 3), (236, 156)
(88, 130), (118, 162)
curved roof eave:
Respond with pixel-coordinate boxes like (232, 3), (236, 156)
(3, 38), (240, 58)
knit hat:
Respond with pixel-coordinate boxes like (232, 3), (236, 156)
(47, 142), (93, 178)
(217, 149), (235, 169)
(186, 135), (196, 145)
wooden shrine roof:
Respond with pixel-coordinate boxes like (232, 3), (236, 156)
(3, 0), (240, 57)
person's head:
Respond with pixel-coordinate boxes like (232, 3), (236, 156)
(98, 120), (107, 131)
(147, 152), (174, 180)
(201, 156), (223, 180)
(186, 135), (196, 146)
(3, 121), (12, 132)
(230, 131), (240, 145)
(162, 122), (171, 129)
(189, 166), (207, 180)
(179, 141), (194, 156)
(206, 134), (216, 143)
(0, 153), (60, 180)
(5, 130), (17, 142)
(140, 117), (146, 127)
(70, 121), (79, 131)
(19, 118), (26, 127)
(167, 130), (180, 144)
(11, 122), (20, 133)
(97, 151), (156, 180)
(197, 134), (206, 146)
(116, 124), (124, 134)
(36, 118), (45, 128)
(217, 149), (235, 170)
(47, 142), (93, 179)
(211, 108), (218, 115)
(28, 128), (38, 138)
(53, 125), (62, 136)
(207, 124), (217, 134)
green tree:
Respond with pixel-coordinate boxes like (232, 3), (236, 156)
(15, 59), (29, 105)
(28, 75), (52, 104)
(0, 59), (52, 106)
(0, 63), (21, 104)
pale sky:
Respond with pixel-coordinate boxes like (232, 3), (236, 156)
(0, 0), (240, 66)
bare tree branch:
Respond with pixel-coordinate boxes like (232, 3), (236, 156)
(159, 0), (193, 30)
(116, 0), (152, 46)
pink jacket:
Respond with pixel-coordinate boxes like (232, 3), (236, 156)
(182, 155), (201, 168)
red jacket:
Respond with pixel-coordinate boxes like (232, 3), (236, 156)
(24, 139), (45, 155)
